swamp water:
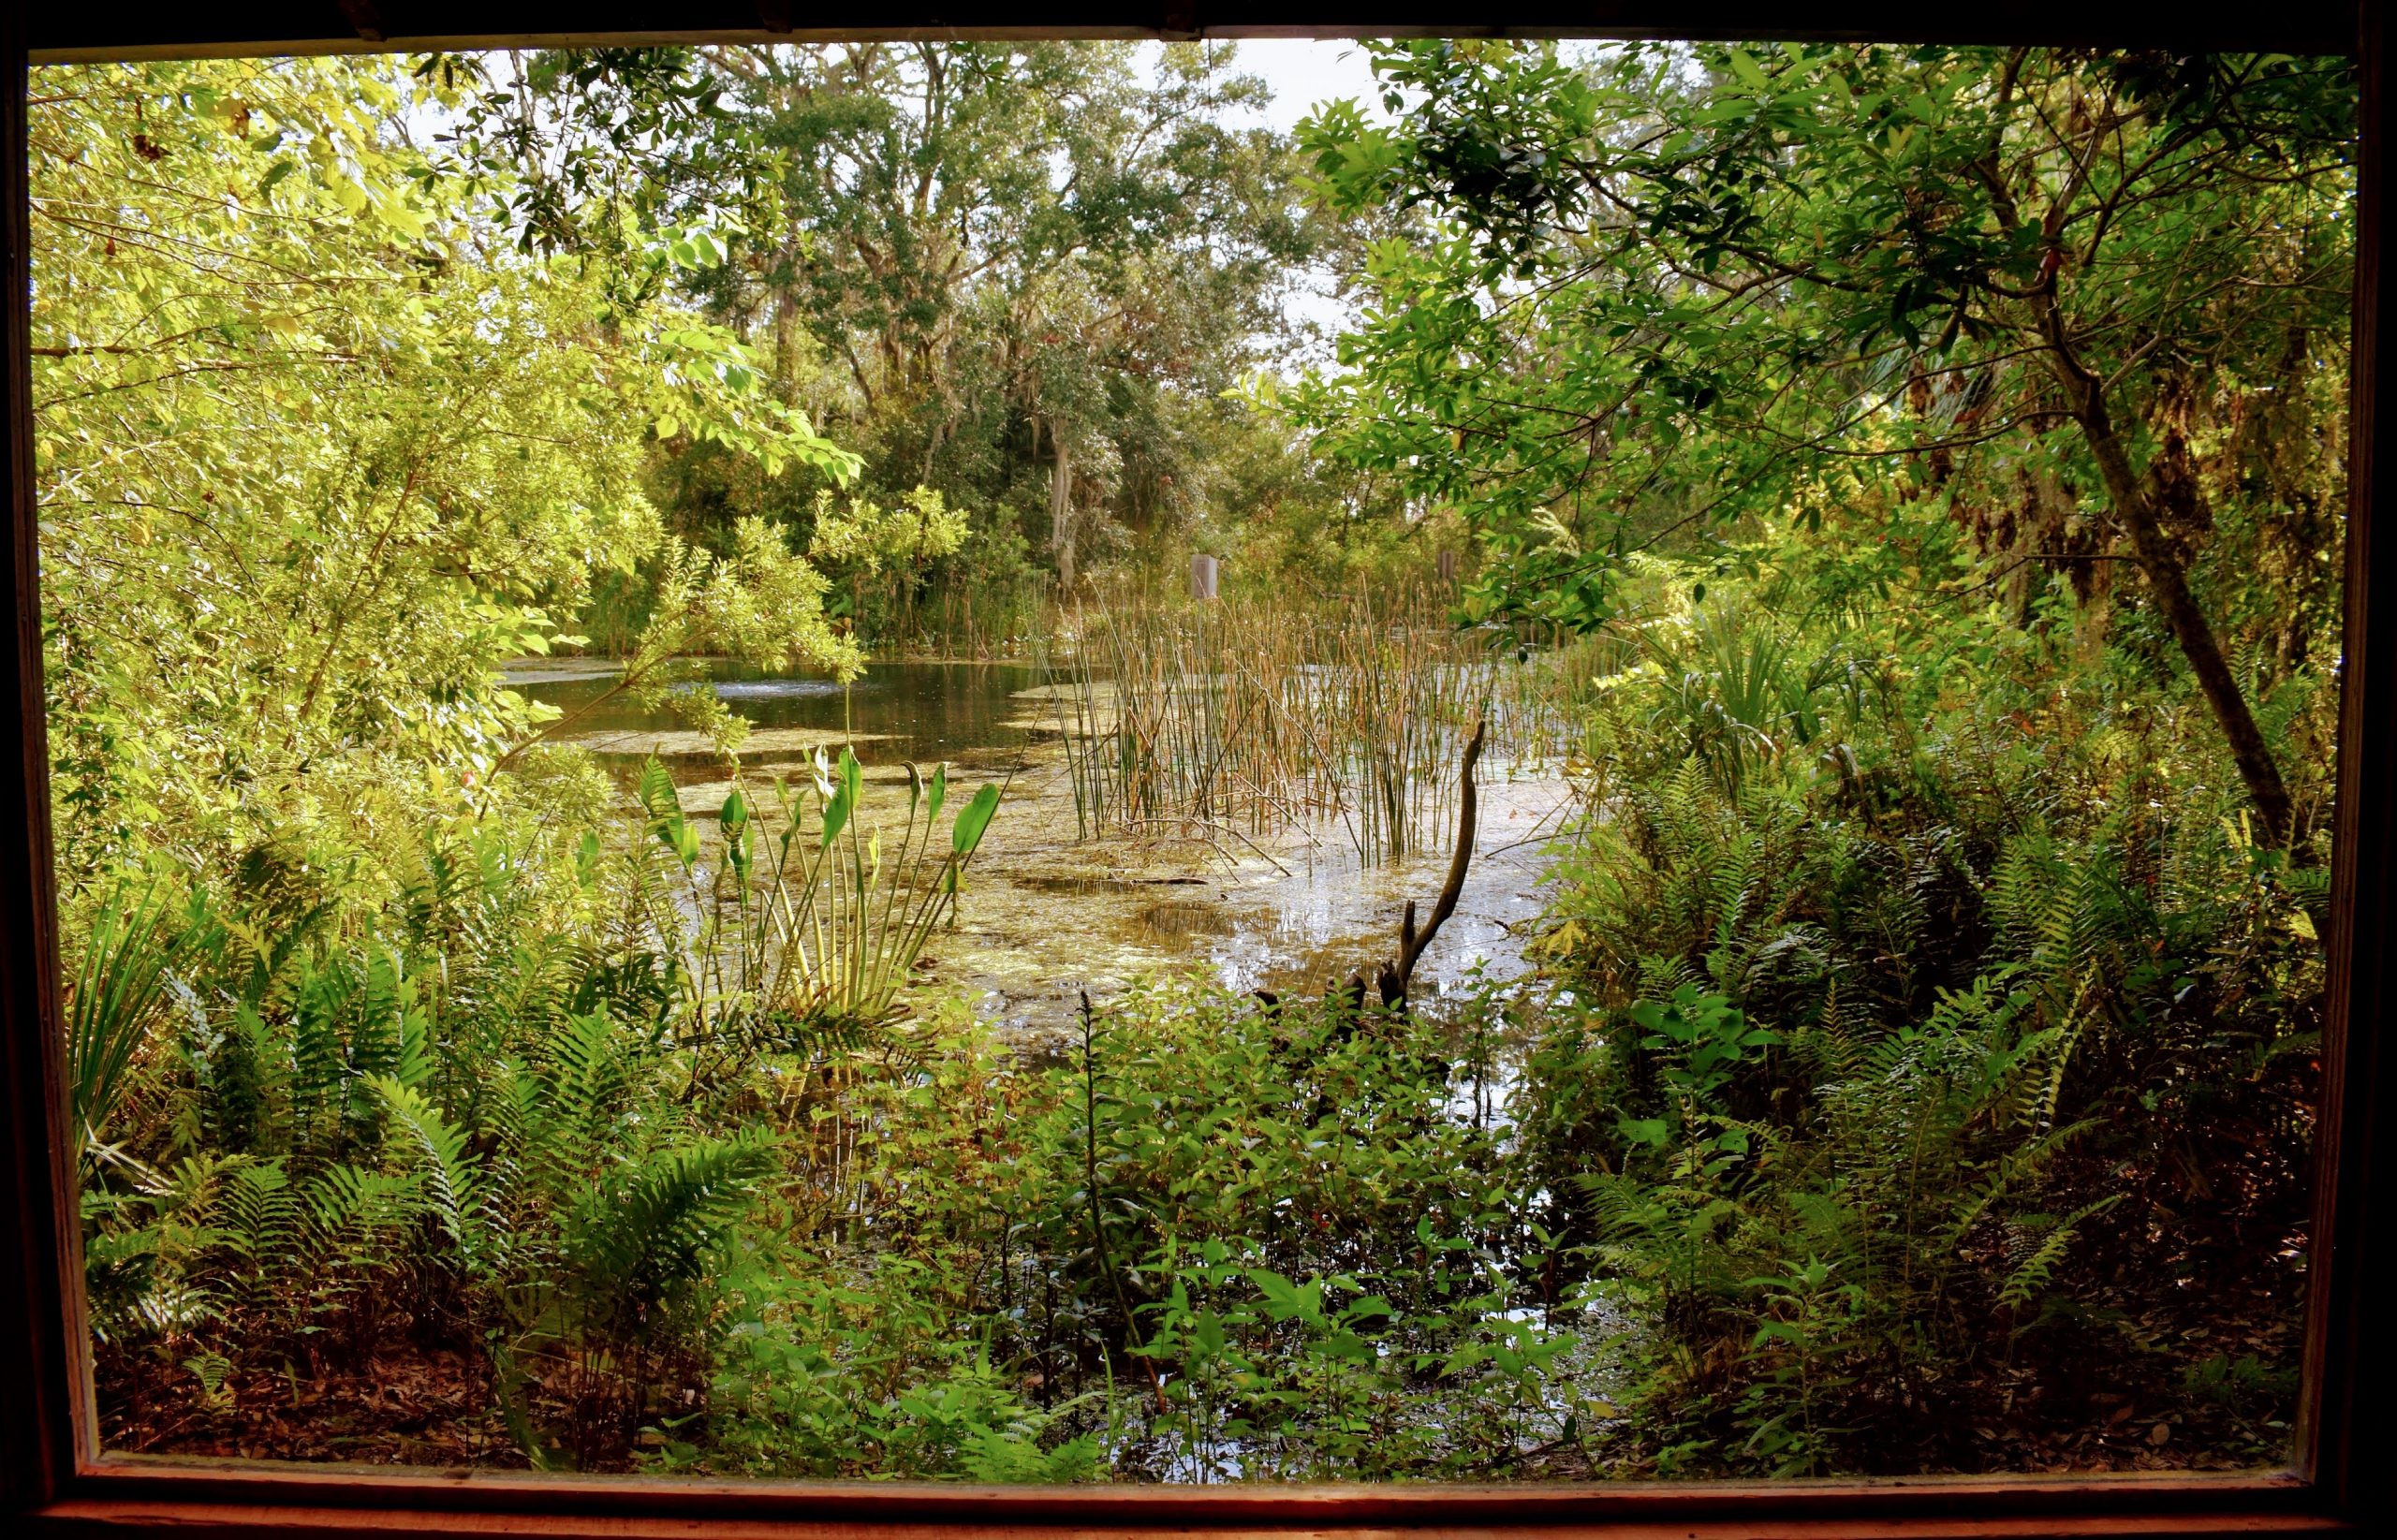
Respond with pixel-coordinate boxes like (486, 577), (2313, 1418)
(514, 657), (1575, 1042)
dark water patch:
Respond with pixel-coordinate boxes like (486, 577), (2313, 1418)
(522, 658), (1049, 768)
(1014, 873), (1209, 898)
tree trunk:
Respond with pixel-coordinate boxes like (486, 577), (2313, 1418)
(2042, 336), (2297, 847)
(1050, 422), (1076, 593)
(772, 289), (802, 404)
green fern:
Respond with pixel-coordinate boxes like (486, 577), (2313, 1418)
(300, 1162), (419, 1278)
(364, 1076), (492, 1274)
(562, 1132), (776, 1329)
(1994, 1195), (2123, 1312)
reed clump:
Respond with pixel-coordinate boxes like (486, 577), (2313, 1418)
(1045, 586), (1539, 866)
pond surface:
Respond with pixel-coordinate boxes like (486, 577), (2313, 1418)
(511, 657), (1575, 1041)
(511, 657), (1047, 770)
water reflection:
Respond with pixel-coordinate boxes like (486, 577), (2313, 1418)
(515, 658), (1049, 768)
(511, 655), (1572, 1040)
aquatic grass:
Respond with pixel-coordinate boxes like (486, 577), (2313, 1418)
(1048, 585), (1547, 866)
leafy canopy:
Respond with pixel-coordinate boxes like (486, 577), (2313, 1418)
(33, 56), (867, 884)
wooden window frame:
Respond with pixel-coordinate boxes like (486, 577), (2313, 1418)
(2, 5), (2388, 1535)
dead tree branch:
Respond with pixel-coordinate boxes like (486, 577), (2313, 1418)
(1374, 717), (1486, 1010)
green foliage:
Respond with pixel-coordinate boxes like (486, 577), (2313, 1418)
(620, 40), (1372, 645)
(1513, 537), (2323, 1474)
(32, 55), (865, 888)
(685, 980), (1617, 1482)
(628, 746), (1004, 1045)
(1296, 41), (2350, 618)
(67, 881), (205, 1166)
(1292, 41), (2352, 842)
(78, 840), (790, 1464)
(49, 41), (2336, 1486)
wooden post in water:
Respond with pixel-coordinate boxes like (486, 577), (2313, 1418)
(1190, 552), (1220, 602)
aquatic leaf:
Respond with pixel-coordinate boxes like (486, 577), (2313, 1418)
(926, 762), (949, 824)
(904, 762), (922, 817)
(952, 782), (1001, 855)
(820, 756), (855, 851)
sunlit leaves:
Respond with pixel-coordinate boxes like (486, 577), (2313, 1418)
(1287, 40), (2355, 638)
(30, 55), (869, 882)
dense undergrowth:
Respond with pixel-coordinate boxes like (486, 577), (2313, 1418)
(82, 528), (2327, 1477)
(1512, 542), (2326, 1474)
(81, 859), (1596, 1477)
(44, 40), (2344, 1484)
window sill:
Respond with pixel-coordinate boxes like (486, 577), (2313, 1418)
(20, 1460), (2351, 1539)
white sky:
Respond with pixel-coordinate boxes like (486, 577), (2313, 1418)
(1226, 38), (1391, 132)
(1209, 40), (1400, 359)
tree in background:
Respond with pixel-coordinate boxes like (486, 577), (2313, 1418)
(1294, 43), (2352, 846)
(32, 57), (864, 890)
(637, 42), (1328, 629)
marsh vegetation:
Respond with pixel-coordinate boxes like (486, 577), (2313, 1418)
(1048, 586), (1527, 863)
(37, 37), (2347, 1480)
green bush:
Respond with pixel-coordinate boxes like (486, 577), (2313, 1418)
(1514, 559), (2325, 1474)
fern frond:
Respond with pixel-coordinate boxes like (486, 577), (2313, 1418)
(365, 1075), (493, 1275)
(216, 1158), (298, 1265)
(563, 1132), (775, 1324)
(297, 1162), (420, 1290)
(1994, 1194), (2122, 1312)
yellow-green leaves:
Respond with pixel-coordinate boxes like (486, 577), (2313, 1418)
(951, 782), (1001, 855)
(807, 486), (968, 575)
(32, 54), (871, 878)
(661, 226), (730, 271)
(632, 324), (857, 480)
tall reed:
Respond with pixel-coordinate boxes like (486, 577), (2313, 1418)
(1046, 585), (1541, 866)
